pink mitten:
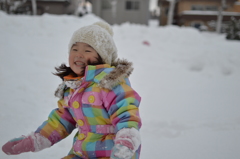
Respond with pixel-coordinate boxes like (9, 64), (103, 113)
(2, 133), (51, 155)
(111, 128), (141, 159)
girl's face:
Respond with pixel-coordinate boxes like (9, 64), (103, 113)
(69, 42), (99, 76)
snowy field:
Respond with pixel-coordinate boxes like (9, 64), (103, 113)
(0, 11), (240, 159)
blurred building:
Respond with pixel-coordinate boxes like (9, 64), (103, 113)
(158, 0), (240, 31)
(1, 0), (83, 15)
(235, 0), (240, 11)
(1, 0), (150, 25)
(90, 0), (149, 25)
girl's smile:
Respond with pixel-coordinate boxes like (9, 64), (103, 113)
(74, 61), (85, 67)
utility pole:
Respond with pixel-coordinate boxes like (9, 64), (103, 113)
(111, 0), (117, 24)
(31, 0), (37, 15)
(167, 0), (176, 25)
(216, 0), (226, 33)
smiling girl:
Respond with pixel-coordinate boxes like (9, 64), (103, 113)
(2, 21), (142, 159)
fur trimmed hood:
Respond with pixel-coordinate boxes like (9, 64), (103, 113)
(55, 59), (133, 98)
(98, 58), (133, 90)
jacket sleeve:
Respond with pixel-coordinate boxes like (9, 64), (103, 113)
(35, 98), (76, 145)
(104, 78), (142, 133)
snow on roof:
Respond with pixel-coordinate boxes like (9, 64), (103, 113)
(181, 10), (240, 16)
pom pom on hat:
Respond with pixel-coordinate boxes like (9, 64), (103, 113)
(68, 21), (117, 65)
(93, 21), (114, 36)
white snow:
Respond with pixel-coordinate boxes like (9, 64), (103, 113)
(30, 132), (51, 152)
(182, 10), (240, 16)
(149, 0), (158, 11)
(0, 11), (240, 159)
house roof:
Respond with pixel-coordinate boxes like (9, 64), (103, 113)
(181, 10), (240, 16)
(28, 0), (69, 2)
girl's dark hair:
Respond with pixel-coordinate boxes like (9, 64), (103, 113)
(53, 64), (76, 81)
(53, 54), (104, 80)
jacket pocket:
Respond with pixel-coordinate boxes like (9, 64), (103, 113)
(81, 132), (115, 158)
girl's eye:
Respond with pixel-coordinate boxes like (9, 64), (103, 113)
(86, 50), (91, 52)
(73, 49), (77, 51)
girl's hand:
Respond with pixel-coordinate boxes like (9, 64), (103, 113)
(2, 135), (35, 155)
(110, 144), (134, 159)
(111, 128), (141, 159)
(2, 133), (51, 155)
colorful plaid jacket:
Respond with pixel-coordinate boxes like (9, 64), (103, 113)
(35, 59), (142, 159)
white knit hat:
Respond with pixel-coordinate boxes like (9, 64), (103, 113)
(68, 21), (118, 65)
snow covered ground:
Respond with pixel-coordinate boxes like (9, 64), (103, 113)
(0, 12), (240, 159)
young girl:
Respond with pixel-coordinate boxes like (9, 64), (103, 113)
(2, 21), (142, 159)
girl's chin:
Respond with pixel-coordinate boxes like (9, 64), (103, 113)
(73, 69), (83, 76)
(75, 73), (83, 77)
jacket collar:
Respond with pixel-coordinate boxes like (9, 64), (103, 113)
(55, 58), (134, 98)
(84, 58), (134, 90)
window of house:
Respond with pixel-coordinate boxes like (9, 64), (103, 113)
(191, 5), (218, 11)
(126, 1), (140, 10)
(191, 5), (204, 11)
(205, 6), (218, 11)
(165, 8), (169, 16)
(102, 0), (112, 10)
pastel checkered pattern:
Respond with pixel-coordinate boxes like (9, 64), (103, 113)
(35, 64), (141, 158)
